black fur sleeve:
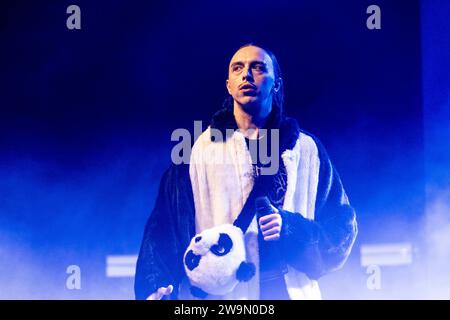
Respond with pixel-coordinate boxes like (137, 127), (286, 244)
(134, 164), (195, 300)
(279, 135), (358, 280)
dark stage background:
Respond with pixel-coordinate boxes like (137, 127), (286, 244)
(1, 0), (449, 299)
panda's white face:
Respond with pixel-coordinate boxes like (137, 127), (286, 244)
(184, 224), (244, 271)
(185, 232), (233, 271)
(183, 224), (248, 296)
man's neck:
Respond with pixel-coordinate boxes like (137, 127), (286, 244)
(233, 103), (271, 139)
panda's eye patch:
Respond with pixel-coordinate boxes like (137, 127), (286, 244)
(210, 233), (233, 256)
(185, 250), (201, 271)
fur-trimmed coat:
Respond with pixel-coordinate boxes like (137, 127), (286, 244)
(134, 108), (358, 300)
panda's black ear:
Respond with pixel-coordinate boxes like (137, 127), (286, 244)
(190, 286), (208, 299)
(236, 261), (256, 282)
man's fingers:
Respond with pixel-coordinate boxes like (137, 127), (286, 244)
(158, 285), (174, 296)
(157, 287), (166, 295)
(147, 285), (174, 300)
(147, 291), (162, 300)
(262, 227), (281, 237)
(264, 234), (280, 241)
(260, 220), (281, 232)
(164, 285), (174, 295)
(258, 213), (279, 225)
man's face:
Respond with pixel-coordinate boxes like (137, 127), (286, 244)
(226, 46), (276, 112)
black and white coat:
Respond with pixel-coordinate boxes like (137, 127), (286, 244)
(134, 108), (358, 300)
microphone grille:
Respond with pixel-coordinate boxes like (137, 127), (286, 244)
(255, 196), (271, 211)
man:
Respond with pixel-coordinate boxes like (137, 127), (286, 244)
(134, 44), (358, 300)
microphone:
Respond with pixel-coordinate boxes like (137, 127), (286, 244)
(255, 196), (276, 219)
(255, 196), (287, 280)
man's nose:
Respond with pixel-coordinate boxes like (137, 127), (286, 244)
(242, 66), (253, 81)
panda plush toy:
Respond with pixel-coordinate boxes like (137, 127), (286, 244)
(183, 224), (256, 299)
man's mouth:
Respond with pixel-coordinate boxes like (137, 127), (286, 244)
(239, 83), (256, 91)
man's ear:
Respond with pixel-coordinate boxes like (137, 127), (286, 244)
(226, 79), (231, 95)
(273, 78), (281, 93)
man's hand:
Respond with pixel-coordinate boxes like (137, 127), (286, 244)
(146, 285), (173, 300)
(258, 209), (282, 241)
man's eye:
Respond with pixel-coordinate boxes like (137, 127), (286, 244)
(253, 65), (266, 72)
(233, 66), (243, 72)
